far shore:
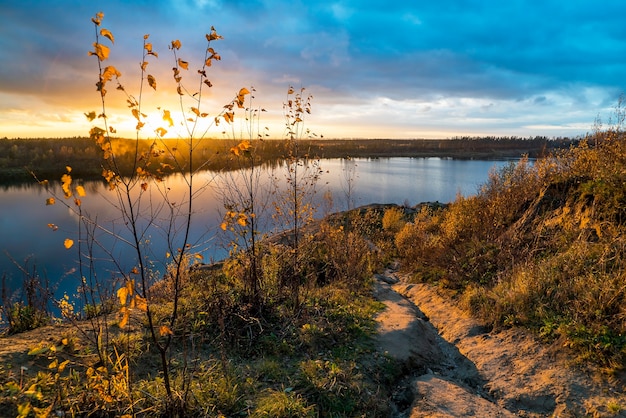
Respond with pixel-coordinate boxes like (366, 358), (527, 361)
(0, 136), (576, 184)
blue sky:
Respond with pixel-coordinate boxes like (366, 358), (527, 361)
(1, 0), (625, 139)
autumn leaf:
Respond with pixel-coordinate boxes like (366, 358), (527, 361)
(155, 127), (167, 137)
(190, 107), (200, 116)
(100, 28), (115, 43)
(61, 174), (72, 198)
(118, 307), (129, 328)
(162, 109), (174, 126)
(223, 112), (234, 123)
(101, 66), (121, 83)
(85, 111), (96, 121)
(206, 27), (223, 41)
(66, 166), (72, 173)
(178, 59), (189, 70)
(194, 253), (203, 260)
(46, 197), (56, 206)
(171, 39), (181, 50)
(141, 182), (149, 191)
(140, 61), (148, 71)
(64, 239), (74, 250)
(76, 185), (86, 197)
(133, 295), (148, 312)
(57, 360), (70, 373)
(220, 222), (227, 231)
(47, 223), (58, 231)
(159, 325), (174, 336)
(90, 43), (110, 61)
(147, 74), (157, 90)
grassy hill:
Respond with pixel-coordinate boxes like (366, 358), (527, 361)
(395, 128), (626, 369)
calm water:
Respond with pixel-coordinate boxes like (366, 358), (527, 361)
(0, 157), (510, 302)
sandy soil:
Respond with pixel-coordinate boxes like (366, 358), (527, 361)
(374, 267), (626, 417)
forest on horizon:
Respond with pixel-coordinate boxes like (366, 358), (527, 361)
(0, 136), (576, 184)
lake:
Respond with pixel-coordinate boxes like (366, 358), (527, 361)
(0, 157), (511, 304)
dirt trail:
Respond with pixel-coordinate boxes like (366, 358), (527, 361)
(374, 268), (626, 417)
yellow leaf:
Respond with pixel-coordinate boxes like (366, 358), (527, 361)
(64, 239), (74, 249)
(27, 346), (49, 356)
(101, 66), (121, 83)
(140, 61), (148, 71)
(191, 107), (200, 116)
(220, 222), (228, 231)
(159, 325), (174, 336)
(147, 74), (157, 90)
(57, 360), (70, 373)
(66, 166), (72, 173)
(194, 253), (203, 260)
(117, 286), (128, 306)
(61, 173), (72, 198)
(237, 214), (248, 226)
(239, 140), (251, 151)
(90, 43), (110, 61)
(118, 309), (129, 328)
(48, 359), (58, 370)
(100, 28), (114, 43)
(17, 402), (31, 417)
(178, 58), (189, 70)
(47, 223), (58, 231)
(155, 127), (167, 137)
(74, 198), (81, 207)
(223, 112), (234, 123)
(46, 197), (56, 206)
(163, 109), (174, 127)
(133, 295), (148, 312)
(239, 87), (250, 96)
(171, 39), (181, 50)
(76, 185), (86, 197)
(85, 111), (97, 121)
(206, 28), (223, 41)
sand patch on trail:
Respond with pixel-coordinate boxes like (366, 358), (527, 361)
(374, 268), (626, 417)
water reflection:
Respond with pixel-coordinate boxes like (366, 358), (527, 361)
(0, 157), (509, 301)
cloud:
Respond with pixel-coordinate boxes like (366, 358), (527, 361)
(1, 0), (625, 139)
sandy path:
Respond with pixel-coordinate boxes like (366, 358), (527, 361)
(374, 269), (626, 417)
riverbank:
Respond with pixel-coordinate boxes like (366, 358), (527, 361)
(0, 136), (573, 184)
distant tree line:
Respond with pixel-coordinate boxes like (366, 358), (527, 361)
(0, 136), (577, 184)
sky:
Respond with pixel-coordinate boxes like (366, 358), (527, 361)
(1, 0), (626, 140)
